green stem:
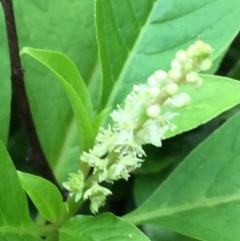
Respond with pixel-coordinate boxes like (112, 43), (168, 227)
(0, 0), (65, 199)
(34, 223), (57, 236)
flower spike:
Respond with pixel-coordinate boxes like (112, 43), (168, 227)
(64, 40), (213, 213)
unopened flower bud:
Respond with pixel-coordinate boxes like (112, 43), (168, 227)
(183, 61), (194, 72)
(171, 59), (182, 70)
(133, 85), (140, 91)
(83, 183), (112, 214)
(175, 50), (188, 64)
(186, 45), (197, 58)
(199, 59), (212, 71)
(154, 70), (168, 83)
(172, 93), (191, 108)
(146, 104), (161, 118)
(148, 86), (161, 98)
(195, 40), (205, 49)
(148, 75), (158, 87)
(204, 44), (213, 55)
(164, 83), (179, 96)
(195, 77), (204, 88)
(186, 72), (199, 84)
(168, 69), (183, 82)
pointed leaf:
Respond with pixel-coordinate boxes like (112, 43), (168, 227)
(165, 75), (240, 138)
(0, 141), (43, 240)
(125, 112), (240, 241)
(21, 48), (94, 153)
(60, 213), (150, 241)
(96, 0), (240, 110)
(18, 171), (66, 223)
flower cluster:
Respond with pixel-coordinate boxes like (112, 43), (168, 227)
(63, 40), (213, 213)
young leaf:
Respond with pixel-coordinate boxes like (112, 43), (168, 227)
(96, 0), (240, 110)
(124, 111), (240, 241)
(60, 213), (150, 241)
(0, 141), (43, 240)
(18, 171), (66, 223)
(165, 75), (240, 138)
(21, 48), (94, 153)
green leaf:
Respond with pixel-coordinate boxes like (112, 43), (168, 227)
(96, 0), (240, 110)
(0, 141), (42, 240)
(134, 173), (167, 207)
(0, 8), (11, 145)
(60, 213), (150, 241)
(165, 75), (240, 138)
(21, 48), (93, 118)
(142, 224), (197, 241)
(21, 48), (94, 153)
(18, 171), (66, 223)
(124, 111), (240, 241)
(5, 0), (99, 182)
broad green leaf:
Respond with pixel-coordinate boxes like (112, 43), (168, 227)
(0, 8), (11, 145)
(60, 213), (150, 241)
(4, 0), (99, 182)
(96, 0), (240, 110)
(0, 141), (43, 240)
(18, 171), (66, 223)
(124, 111), (240, 241)
(143, 224), (197, 241)
(134, 174), (197, 240)
(134, 173), (167, 207)
(21, 48), (94, 154)
(165, 75), (240, 138)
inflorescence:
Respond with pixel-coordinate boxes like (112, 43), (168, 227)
(63, 40), (213, 213)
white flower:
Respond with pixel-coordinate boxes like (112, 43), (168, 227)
(126, 84), (149, 109)
(136, 119), (163, 147)
(159, 112), (178, 132)
(63, 170), (85, 202)
(111, 106), (136, 134)
(83, 183), (112, 214)
(96, 125), (113, 144)
(80, 151), (108, 182)
(107, 152), (143, 181)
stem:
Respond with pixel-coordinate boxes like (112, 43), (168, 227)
(1, 0), (65, 199)
(59, 197), (84, 225)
